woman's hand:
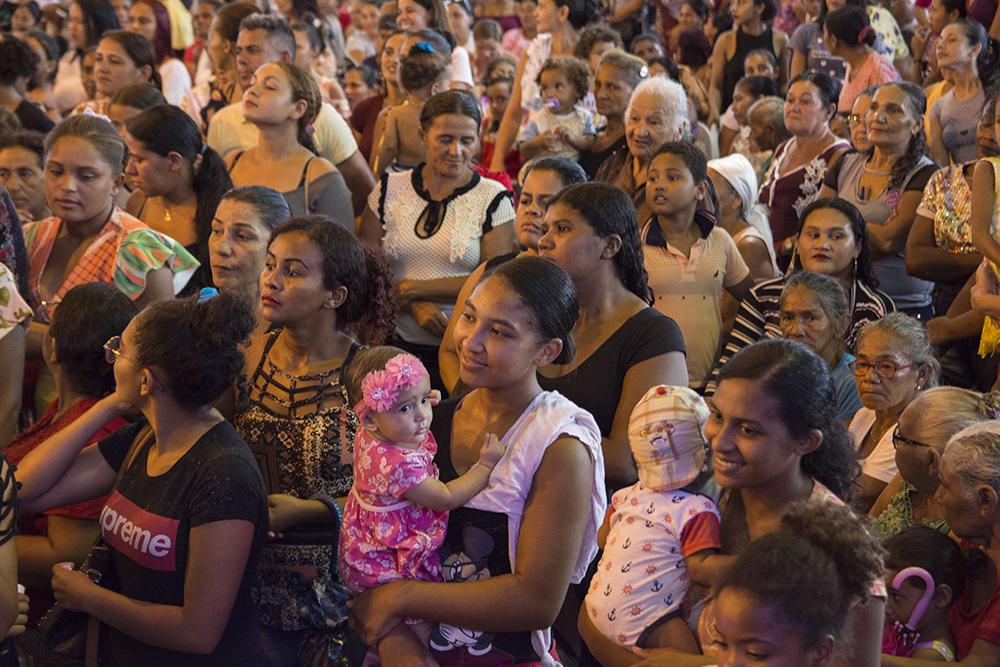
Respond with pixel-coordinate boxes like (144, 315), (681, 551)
(410, 301), (448, 337)
(349, 580), (410, 648)
(51, 564), (97, 612)
(6, 590), (28, 637)
(395, 280), (417, 308)
(478, 433), (505, 469)
(971, 261), (1000, 320)
(98, 387), (134, 416)
(267, 493), (310, 537)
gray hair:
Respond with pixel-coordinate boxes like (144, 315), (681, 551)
(780, 271), (849, 337)
(857, 312), (941, 388)
(943, 420), (1000, 496)
(626, 75), (689, 140)
(597, 49), (648, 90)
(900, 387), (1000, 450)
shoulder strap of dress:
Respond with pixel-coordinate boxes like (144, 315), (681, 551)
(227, 150), (245, 174)
(298, 156), (316, 189)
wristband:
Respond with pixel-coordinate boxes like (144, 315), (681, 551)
(309, 493), (343, 523)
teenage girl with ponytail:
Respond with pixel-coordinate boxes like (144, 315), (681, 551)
(226, 60), (354, 230)
(824, 5), (900, 113)
(124, 103), (232, 293)
(231, 216), (396, 665)
(14, 292), (269, 664)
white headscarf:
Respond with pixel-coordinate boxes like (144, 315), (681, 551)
(708, 153), (779, 277)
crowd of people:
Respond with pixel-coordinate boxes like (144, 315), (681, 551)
(1, 0), (1000, 664)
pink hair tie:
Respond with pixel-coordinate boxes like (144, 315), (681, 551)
(858, 24), (873, 42)
(355, 353), (429, 418)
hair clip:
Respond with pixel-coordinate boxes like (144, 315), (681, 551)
(197, 287), (219, 304)
(639, 65), (649, 78)
(305, 123), (316, 135)
(412, 41), (435, 54)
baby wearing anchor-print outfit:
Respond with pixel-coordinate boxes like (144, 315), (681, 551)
(585, 385), (729, 651)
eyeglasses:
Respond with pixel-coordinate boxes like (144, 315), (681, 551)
(892, 425), (933, 451)
(846, 113), (865, 127)
(103, 336), (136, 365)
(849, 359), (916, 380)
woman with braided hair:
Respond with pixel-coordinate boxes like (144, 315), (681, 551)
(124, 103), (231, 294)
(226, 60), (353, 230)
(819, 82), (937, 319)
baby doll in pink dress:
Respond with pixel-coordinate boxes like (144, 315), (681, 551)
(339, 347), (504, 665)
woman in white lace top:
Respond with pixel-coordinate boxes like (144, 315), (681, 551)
(360, 90), (516, 387)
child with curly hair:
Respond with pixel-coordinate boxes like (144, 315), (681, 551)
(516, 56), (596, 161)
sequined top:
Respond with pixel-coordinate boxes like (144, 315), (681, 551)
(234, 330), (359, 631)
(917, 162), (976, 255)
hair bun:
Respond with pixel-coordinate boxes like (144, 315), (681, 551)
(194, 292), (255, 349)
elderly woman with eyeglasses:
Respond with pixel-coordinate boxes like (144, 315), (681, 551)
(867, 386), (1000, 539)
(848, 312), (941, 513)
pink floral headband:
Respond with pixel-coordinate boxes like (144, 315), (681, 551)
(355, 353), (430, 418)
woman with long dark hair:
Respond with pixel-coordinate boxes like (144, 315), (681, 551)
(819, 81), (936, 319)
(125, 103), (232, 293)
(233, 217), (395, 665)
(75, 30), (161, 116)
(54, 0), (119, 113)
(707, 197), (896, 394)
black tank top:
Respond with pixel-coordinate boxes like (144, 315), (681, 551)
(721, 26), (775, 111)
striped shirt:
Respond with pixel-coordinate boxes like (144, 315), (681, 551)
(704, 274), (895, 395)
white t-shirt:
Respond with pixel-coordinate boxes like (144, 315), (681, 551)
(159, 57), (192, 106)
(642, 219), (749, 390)
(452, 46), (474, 88)
(848, 407), (898, 483)
(53, 50), (86, 113)
(346, 32), (375, 64)
(207, 99), (358, 165)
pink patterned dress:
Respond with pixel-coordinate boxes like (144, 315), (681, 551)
(338, 429), (447, 593)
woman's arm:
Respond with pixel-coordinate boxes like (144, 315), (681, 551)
(725, 274), (755, 302)
(788, 48), (806, 83)
(868, 472), (904, 518)
(905, 214), (982, 283)
(853, 474), (888, 514)
(832, 595), (883, 667)
(439, 263), (488, 393)
(489, 52), (529, 173)
(971, 260), (1000, 319)
(16, 396), (123, 512)
(868, 190), (923, 256)
(0, 459), (20, 637)
(0, 324), (25, 449)
(16, 516), (100, 586)
(736, 236), (777, 282)
(53, 519), (255, 655)
(134, 265), (176, 310)
(373, 109), (399, 176)
(359, 205), (384, 247)
(971, 160), (1000, 266)
(708, 33), (732, 119)
(928, 112), (949, 167)
(351, 435), (595, 642)
(604, 352), (688, 486)
(883, 640), (1000, 666)
(719, 126), (738, 156)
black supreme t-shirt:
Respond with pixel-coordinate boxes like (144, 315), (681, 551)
(98, 421), (267, 666)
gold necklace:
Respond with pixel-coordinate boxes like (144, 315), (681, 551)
(163, 199), (172, 223)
